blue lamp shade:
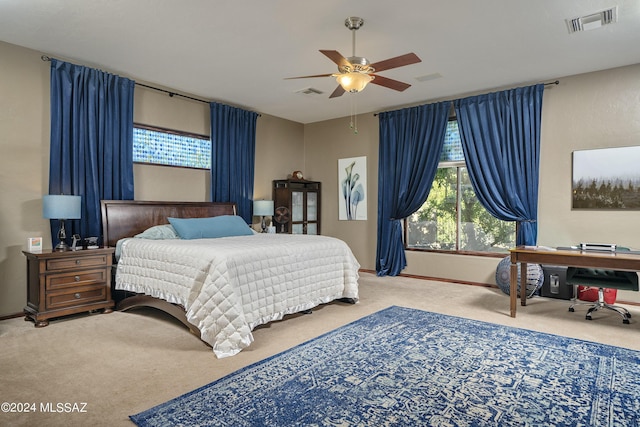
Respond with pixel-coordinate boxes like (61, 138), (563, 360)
(253, 200), (274, 233)
(43, 195), (82, 219)
(43, 195), (81, 251)
(253, 200), (274, 216)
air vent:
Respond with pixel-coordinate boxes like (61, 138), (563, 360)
(566, 6), (618, 33)
(295, 87), (324, 96)
(415, 73), (443, 83)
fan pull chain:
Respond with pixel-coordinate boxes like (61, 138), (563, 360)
(349, 94), (358, 134)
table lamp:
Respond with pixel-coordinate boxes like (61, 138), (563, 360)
(43, 194), (81, 251)
(253, 200), (274, 233)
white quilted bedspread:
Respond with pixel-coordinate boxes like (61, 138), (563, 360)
(116, 234), (360, 358)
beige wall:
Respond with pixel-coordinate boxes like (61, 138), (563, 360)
(132, 88), (304, 204)
(1, 42), (51, 315)
(304, 114), (379, 271)
(1, 38), (639, 315)
(253, 114), (305, 201)
(132, 86), (305, 205)
(537, 66), (640, 247)
(307, 64), (640, 302)
(0, 41), (304, 315)
(133, 87), (212, 202)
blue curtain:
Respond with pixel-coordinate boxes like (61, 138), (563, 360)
(49, 59), (135, 247)
(210, 102), (258, 223)
(376, 101), (451, 276)
(453, 84), (544, 245)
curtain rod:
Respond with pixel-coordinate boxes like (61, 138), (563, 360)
(135, 82), (210, 104)
(41, 55), (261, 115)
(136, 83), (261, 116)
(372, 80), (560, 116)
(135, 83), (262, 116)
(41, 55), (210, 104)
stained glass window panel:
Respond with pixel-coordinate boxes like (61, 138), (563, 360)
(133, 126), (211, 169)
(440, 120), (464, 162)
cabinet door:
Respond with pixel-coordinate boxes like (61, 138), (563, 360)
(291, 191), (304, 234)
(272, 180), (321, 235)
(306, 191), (318, 235)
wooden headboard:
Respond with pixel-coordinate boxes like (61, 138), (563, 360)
(100, 200), (237, 247)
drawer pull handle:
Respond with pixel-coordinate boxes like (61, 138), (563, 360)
(75, 260), (81, 264)
(74, 276), (80, 282)
(74, 293), (81, 299)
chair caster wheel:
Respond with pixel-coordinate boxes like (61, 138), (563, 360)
(623, 319), (630, 324)
(586, 315), (593, 321)
(568, 307), (574, 312)
(627, 313), (632, 318)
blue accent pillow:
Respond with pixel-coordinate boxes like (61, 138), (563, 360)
(168, 215), (254, 239)
(134, 224), (179, 239)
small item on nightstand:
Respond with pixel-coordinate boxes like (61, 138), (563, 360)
(84, 236), (99, 249)
(71, 234), (82, 250)
(27, 237), (43, 252)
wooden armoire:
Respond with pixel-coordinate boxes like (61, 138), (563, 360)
(272, 179), (321, 234)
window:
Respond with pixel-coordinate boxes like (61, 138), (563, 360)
(133, 124), (211, 169)
(405, 121), (515, 253)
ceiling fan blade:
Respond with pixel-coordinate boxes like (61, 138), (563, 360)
(320, 50), (351, 69)
(370, 74), (411, 92)
(284, 73), (334, 80)
(369, 53), (421, 73)
(329, 85), (346, 98)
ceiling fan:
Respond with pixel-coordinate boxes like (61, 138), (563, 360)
(286, 17), (421, 98)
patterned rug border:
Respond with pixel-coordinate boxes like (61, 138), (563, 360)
(131, 305), (640, 427)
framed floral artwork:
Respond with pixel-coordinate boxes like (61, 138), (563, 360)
(338, 156), (367, 220)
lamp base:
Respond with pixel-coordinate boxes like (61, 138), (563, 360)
(54, 241), (70, 251)
(55, 219), (69, 251)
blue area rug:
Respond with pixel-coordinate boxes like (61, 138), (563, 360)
(131, 306), (640, 426)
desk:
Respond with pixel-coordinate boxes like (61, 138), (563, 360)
(509, 246), (640, 317)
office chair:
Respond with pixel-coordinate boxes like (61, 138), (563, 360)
(567, 267), (638, 324)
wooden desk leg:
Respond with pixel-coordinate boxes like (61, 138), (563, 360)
(510, 261), (517, 317)
(520, 262), (528, 306)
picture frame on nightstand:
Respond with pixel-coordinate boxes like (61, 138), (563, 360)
(27, 237), (42, 252)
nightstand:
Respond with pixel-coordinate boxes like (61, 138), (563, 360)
(22, 247), (115, 327)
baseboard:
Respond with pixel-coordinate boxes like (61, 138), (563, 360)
(0, 312), (24, 321)
(358, 269), (640, 307)
(359, 268), (495, 288)
(2, 271), (637, 321)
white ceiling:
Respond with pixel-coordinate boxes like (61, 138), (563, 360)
(1, 1), (639, 124)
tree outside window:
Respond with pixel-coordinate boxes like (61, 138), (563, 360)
(405, 121), (515, 253)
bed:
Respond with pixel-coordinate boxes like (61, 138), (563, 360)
(100, 200), (360, 358)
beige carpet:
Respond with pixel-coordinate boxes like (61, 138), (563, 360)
(1, 272), (638, 426)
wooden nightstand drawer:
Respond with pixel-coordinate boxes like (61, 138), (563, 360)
(46, 268), (107, 290)
(46, 254), (109, 271)
(46, 285), (107, 310)
(23, 247), (115, 327)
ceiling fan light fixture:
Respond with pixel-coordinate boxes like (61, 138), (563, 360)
(286, 16), (420, 100)
(336, 72), (372, 93)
